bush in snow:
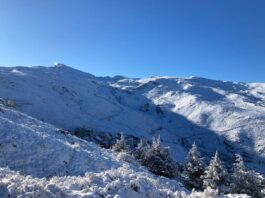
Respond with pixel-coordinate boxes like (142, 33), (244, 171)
(113, 135), (178, 178)
(134, 139), (149, 161)
(189, 187), (219, 198)
(202, 151), (230, 194)
(230, 154), (264, 198)
(182, 142), (205, 190)
(0, 166), (188, 198)
(140, 137), (179, 178)
(113, 132), (129, 152)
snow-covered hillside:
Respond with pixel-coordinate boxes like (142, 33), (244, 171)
(0, 105), (188, 197)
(0, 65), (264, 173)
(0, 106), (250, 197)
(0, 65), (264, 197)
(111, 76), (265, 173)
(0, 105), (122, 178)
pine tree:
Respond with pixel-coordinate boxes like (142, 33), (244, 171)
(134, 139), (149, 161)
(182, 142), (205, 190)
(202, 151), (229, 193)
(231, 154), (264, 197)
(141, 137), (178, 178)
(113, 132), (128, 152)
(230, 154), (249, 193)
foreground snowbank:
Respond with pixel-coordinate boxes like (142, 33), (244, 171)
(0, 167), (250, 198)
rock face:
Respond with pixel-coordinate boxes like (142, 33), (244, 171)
(0, 65), (264, 173)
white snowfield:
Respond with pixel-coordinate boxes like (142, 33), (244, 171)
(0, 65), (263, 197)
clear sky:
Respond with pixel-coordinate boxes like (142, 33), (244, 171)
(0, 0), (264, 82)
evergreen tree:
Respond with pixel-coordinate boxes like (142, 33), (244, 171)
(230, 154), (249, 193)
(134, 139), (149, 161)
(182, 142), (205, 190)
(113, 132), (128, 152)
(230, 154), (264, 197)
(202, 151), (229, 193)
(141, 137), (178, 178)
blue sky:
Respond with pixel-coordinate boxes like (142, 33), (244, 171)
(0, 0), (264, 82)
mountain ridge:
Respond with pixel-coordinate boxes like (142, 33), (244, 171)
(0, 65), (264, 174)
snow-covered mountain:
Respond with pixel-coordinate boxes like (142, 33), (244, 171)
(0, 65), (264, 197)
(0, 65), (264, 175)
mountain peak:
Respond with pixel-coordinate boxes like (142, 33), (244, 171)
(54, 62), (67, 67)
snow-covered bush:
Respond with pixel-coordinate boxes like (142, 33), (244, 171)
(182, 142), (205, 190)
(0, 166), (187, 198)
(113, 132), (129, 152)
(113, 136), (179, 178)
(187, 187), (251, 198)
(189, 187), (219, 198)
(0, 164), (252, 198)
(134, 139), (149, 161)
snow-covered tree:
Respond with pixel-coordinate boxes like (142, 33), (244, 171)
(230, 154), (249, 193)
(141, 137), (178, 178)
(134, 139), (149, 161)
(182, 142), (205, 190)
(202, 151), (229, 193)
(240, 170), (264, 198)
(230, 154), (264, 197)
(113, 132), (128, 152)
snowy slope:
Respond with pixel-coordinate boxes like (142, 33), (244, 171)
(0, 167), (249, 198)
(0, 105), (192, 197)
(111, 76), (265, 172)
(0, 65), (264, 174)
(0, 105), (120, 177)
(0, 108), (249, 197)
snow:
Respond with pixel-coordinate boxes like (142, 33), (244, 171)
(0, 106), (189, 197)
(0, 166), (182, 198)
(0, 105), (238, 197)
(0, 166), (251, 198)
(111, 76), (265, 171)
(0, 66), (264, 168)
(0, 65), (263, 197)
(0, 106), (121, 178)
